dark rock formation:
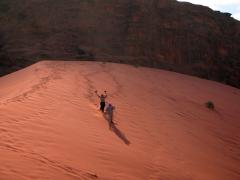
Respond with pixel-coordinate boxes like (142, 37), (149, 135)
(0, 0), (240, 87)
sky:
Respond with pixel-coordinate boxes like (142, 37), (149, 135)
(177, 0), (240, 21)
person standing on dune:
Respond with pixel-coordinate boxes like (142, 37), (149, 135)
(105, 103), (115, 124)
(95, 90), (107, 112)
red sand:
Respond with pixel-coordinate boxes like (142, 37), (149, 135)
(0, 61), (239, 180)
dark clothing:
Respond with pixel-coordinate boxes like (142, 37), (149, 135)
(95, 91), (107, 112)
(100, 102), (106, 112)
(100, 95), (106, 102)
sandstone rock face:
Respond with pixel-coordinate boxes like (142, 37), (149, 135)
(0, 0), (240, 87)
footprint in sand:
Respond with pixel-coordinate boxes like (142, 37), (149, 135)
(88, 103), (99, 109)
(94, 113), (102, 118)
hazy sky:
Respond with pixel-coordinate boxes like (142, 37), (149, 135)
(177, 0), (240, 21)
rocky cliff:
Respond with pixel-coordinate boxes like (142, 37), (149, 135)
(0, 0), (240, 87)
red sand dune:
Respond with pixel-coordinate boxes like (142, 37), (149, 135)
(0, 61), (240, 180)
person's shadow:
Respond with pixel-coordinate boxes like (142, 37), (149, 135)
(103, 110), (130, 145)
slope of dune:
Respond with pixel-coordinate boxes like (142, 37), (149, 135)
(0, 61), (240, 180)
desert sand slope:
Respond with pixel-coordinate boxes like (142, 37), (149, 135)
(0, 61), (240, 180)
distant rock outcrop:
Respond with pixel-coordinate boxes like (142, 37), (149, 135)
(0, 0), (240, 87)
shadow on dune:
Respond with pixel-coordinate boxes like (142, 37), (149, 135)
(103, 112), (130, 145)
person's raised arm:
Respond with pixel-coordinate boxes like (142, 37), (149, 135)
(95, 90), (100, 98)
(104, 90), (107, 98)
